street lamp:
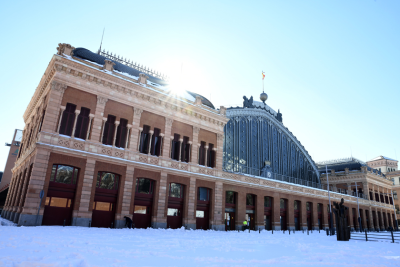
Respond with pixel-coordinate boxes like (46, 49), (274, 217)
(325, 165), (334, 235)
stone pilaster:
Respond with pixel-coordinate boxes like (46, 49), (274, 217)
(41, 81), (67, 133)
(18, 149), (51, 226)
(161, 118), (173, 158)
(153, 171), (167, 228)
(211, 181), (224, 230)
(129, 107), (143, 151)
(72, 158), (96, 227)
(191, 126), (200, 164)
(301, 201), (307, 230)
(216, 133), (224, 171)
(287, 197), (294, 230)
(90, 96), (108, 143)
(184, 177), (196, 229)
(115, 165), (135, 228)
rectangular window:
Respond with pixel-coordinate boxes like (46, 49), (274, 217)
(198, 187), (209, 201)
(134, 205), (147, 214)
(264, 196), (271, 207)
(94, 201), (111, 211)
(102, 115), (116, 145)
(169, 183), (182, 198)
(50, 197), (69, 208)
(294, 201), (298, 210)
(74, 107), (90, 139)
(306, 203), (310, 211)
(167, 208), (180, 216)
(59, 103), (77, 136)
(226, 191), (235, 204)
(196, 210), (205, 218)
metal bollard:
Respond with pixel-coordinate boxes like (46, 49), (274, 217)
(307, 229), (309, 235)
(259, 229), (260, 234)
(272, 229), (273, 234)
(289, 229), (290, 235)
(391, 230), (395, 243)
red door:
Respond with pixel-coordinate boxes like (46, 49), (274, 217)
(167, 183), (184, 229)
(91, 172), (119, 228)
(42, 197), (73, 226)
(196, 187), (210, 230)
(133, 178), (154, 229)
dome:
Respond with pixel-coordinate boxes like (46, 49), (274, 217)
(186, 91), (215, 109)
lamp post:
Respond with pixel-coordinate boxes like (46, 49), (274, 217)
(390, 190), (398, 230)
(355, 182), (361, 232)
(326, 165), (334, 235)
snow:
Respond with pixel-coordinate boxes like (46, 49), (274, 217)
(369, 155), (398, 162)
(1, 221), (400, 267)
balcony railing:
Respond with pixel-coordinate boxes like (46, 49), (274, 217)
(222, 161), (322, 189)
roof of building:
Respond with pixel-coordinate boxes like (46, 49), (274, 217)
(72, 48), (215, 109)
(317, 157), (386, 177)
(368, 155), (398, 162)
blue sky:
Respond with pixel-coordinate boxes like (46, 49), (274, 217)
(0, 0), (399, 171)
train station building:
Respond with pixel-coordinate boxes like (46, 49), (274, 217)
(1, 43), (395, 230)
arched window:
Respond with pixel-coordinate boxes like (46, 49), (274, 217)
(136, 178), (154, 194)
(169, 183), (183, 198)
(264, 197), (271, 207)
(208, 143), (215, 168)
(246, 194), (255, 206)
(226, 191), (235, 204)
(171, 134), (181, 160)
(60, 103), (76, 136)
(139, 125), (150, 153)
(115, 118), (128, 148)
(96, 172), (120, 190)
(198, 187), (210, 201)
(199, 141), (206, 165)
(74, 107), (90, 139)
(50, 165), (79, 185)
(150, 128), (162, 156)
(102, 115), (116, 146)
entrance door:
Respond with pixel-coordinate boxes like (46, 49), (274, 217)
(92, 201), (115, 228)
(167, 183), (184, 229)
(280, 199), (287, 230)
(133, 178), (154, 229)
(264, 214), (271, 230)
(133, 205), (152, 229)
(246, 213), (255, 230)
(225, 212), (235, 230)
(42, 164), (79, 226)
(196, 187), (210, 230)
(91, 172), (120, 228)
(196, 209), (209, 230)
(42, 197), (73, 226)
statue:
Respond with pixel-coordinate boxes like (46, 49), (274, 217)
(243, 96), (254, 108)
(332, 198), (350, 241)
(275, 109), (283, 123)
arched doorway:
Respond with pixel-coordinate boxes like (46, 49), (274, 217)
(92, 172), (120, 228)
(196, 187), (210, 230)
(246, 194), (256, 230)
(294, 201), (300, 230)
(264, 196), (272, 230)
(133, 178), (154, 229)
(167, 183), (184, 229)
(42, 165), (78, 226)
(280, 199), (287, 230)
(225, 191), (236, 231)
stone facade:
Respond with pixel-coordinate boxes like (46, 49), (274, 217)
(0, 43), (395, 231)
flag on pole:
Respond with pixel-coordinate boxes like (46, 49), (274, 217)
(262, 71), (265, 80)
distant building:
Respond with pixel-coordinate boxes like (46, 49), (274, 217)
(0, 130), (22, 210)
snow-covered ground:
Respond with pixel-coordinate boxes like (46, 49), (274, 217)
(1, 218), (399, 267)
